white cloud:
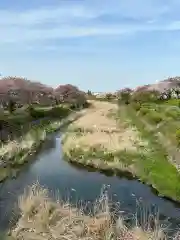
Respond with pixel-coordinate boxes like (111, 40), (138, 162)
(0, 0), (180, 45)
(0, 5), (99, 27)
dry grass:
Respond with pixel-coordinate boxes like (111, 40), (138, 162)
(63, 130), (140, 152)
(0, 121), (61, 164)
(62, 101), (148, 173)
(0, 110), (82, 166)
(10, 183), (176, 240)
(74, 101), (119, 131)
(63, 101), (145, 152)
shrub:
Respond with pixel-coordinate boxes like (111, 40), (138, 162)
(176, 129), (180, 145)
(164, 99), (180, 106)
(29, 106), (70, 119)
(28, 107), (45, 119)
(139, 107), (149, 115)
(146, 111), (163, 124)
(166, 109), (180, 120)
(8, 99), (16, 113)
(83, 101), (91, 108)
(131, 102), (141, 111)
(69, 104), (76, 110)
(117, 88), (132, 105)
(50, 106), (70, 118)
(131, 90), (159, 105)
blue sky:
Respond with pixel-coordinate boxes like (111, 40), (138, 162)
(1, 0), (180, 91)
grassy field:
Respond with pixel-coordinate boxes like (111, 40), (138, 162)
(9, 183), (175, 240)
(118, 104), (180, 201)
(62, 100), (180, 202)
(131, 99), (180, 169)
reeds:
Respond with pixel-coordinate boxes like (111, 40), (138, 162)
(10, 183), (177, 240)
(0, 120), (62, 166)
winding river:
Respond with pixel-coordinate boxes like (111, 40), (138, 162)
(0, 132), (180, 233)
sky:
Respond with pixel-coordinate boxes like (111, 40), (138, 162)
(1, 0), (180, 92)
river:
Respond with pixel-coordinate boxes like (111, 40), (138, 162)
(0, 132), (180, 233)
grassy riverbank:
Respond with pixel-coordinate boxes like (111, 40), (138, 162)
(62, 101), (180, 201)
(9, 183), (175, 240)
(0, 104), (72, 142)
(0, 109), (83, 182)
(117, 104), (180, 201)
(0, 120), (61, 182)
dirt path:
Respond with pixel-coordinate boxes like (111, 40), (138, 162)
(63, 100), (144, 153)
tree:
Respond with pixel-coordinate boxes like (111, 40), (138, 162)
(8, 99), (16, 113)
(173, 87), (180, 99)
(132, 90), (159, 105)
(87, 90), (92, 95)
(55, 84), (87, 108)
(55, 98), (59, 105)
(105, 93), (113, 101)
(166, 89), (172, 99)
(118, 88), (132, 104)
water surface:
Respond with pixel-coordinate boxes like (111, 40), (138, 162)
(0, 132), (180, 232)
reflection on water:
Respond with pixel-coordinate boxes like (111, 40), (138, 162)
(0, 132), (180, 232)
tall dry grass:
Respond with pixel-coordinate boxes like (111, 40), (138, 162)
(63, 101), (141, 150)
(0, 110), (83, 167)
(10, 183), (178, 240)
(61, 101), (148, 173)
(0, 120), (62, 165)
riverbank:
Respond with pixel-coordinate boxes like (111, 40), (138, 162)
(62, 100), (144, 173)
(0, 111), (83, 182)
(1, 131), (180, 239)
(9, 183), (172, 240)
(62, 101), (180, 202)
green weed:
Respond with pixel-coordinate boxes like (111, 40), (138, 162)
(119, 105), (180, 201)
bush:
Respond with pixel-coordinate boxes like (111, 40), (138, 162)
(50, 106), (70, 118)
(131, 90), (159, 105)
(166, 109), (180, 120)
(131, 102), (141, 111)
(176, 129), (180, 145)
(28, 107), (45, 119)
(8, 99), (16, 113)
(117, 88), (132, 105)
(29, 106), (70, 119)
(139, 107), (149, 115)
(83, 101), (91, 108)
(163, 99), (180, 106)
(146, 111), (163, 124)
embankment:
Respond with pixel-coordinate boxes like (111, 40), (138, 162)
(0, 108), (83, 182)
(61, 101), (180, 202)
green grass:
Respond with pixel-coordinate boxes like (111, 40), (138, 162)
(161, 98), (180, 106)
(64, 145), (140, 165)
(118, 105), (180, 201)
(0, 104), (72, 143)
(0, 167), (10, 182)
(62, 103), (180, 201)
(131, 101), (180, 146)
(157, 119), (179, 145)
(0, 232), (13, 240)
